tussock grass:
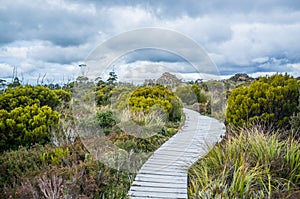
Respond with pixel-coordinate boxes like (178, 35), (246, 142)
(188, 127), (300, 199)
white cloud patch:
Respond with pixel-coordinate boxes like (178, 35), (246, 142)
(0, 63), (14, 78)
(286, 63), (300, 77)
(100, 61), (191, 84)
(0, 40), (82, 83)
(101, 60), (220, 85)
(252, 57), (269, 63)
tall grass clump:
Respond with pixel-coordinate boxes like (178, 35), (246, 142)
(188, 126), (300, 199)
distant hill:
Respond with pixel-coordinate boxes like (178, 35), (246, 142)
(156, 72), (181, 85)
(144, 72), (182, 88)
(228, 73), (254, 82)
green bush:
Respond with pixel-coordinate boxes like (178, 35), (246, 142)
(0, 85), (70, 152)
(96, 85), (114, 106)
(175, 85), (198, 105)
(0, 144), (46, 190)
(226, 74), (299, 128)
(0, 104), (59, 152)
(97, 110), (117, 129)
(169, 98), (183, 121)
(0, 85), (70, 111)
(129, 85), (183, 121)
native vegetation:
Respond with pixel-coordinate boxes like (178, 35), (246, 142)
(1, 72), (300, 198)
(226, 74), (299, 128)
(188, 73), (300, 198)
(0, 71), (187, 198)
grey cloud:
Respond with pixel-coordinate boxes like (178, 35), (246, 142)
(122, 49), (187, 63)
(86, 28), (218, 80)
(0, 1), (99, 46)
(74, 0), (300, 17)
(29, 42), (91, 64)
(219, 56), (295, 75)
(1, 0), (300, 81)
(114, 61), (195, 84)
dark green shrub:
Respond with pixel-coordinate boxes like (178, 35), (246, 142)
(192, 84), (207, 103)
(0, 145), (46, 190)
(97, 110), (116, 129)
(96, 85), (114, 106)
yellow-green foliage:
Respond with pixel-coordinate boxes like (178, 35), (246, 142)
(188, 127), (300, 198)
(0, 85), (70, 111)
(0, 104), (59, 152)
(130, 85), (173, 112)
(226, 74), (299, 128)
(40, 147), (70, 165)
(0, 85), (69, 152)
(129, 85), (183, 121)
(95, 85), (114, 106)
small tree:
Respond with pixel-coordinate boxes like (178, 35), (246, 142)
(0, 79), (6, 91)
(7, 77), (21, 88)
(107, 71), (118, 85)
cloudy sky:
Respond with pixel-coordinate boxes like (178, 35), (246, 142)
(1, 0), (300, 84)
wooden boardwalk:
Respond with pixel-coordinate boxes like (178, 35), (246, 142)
(128, 108), (225, 199)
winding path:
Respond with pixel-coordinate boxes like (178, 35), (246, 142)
(128, 108), (226, 199)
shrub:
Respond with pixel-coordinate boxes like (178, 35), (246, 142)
(226, 74), (299, 128)
(0, 85), (70, 111)
(0, 104), (59, 152)
(175, 84), (206, 105)
(1, 140), (134, 198)
(169, 98), (183, 121)
(175, 85), (198, 105)
(96, 85), (114, 106)
(97, 110), (117, 129)
(0, 144), (46, 190)
(129, 85), (183, 121)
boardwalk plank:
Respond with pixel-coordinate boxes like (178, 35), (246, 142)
(128, 108), (225, 199)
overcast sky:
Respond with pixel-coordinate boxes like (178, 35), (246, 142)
(1, 0), (300, 84)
